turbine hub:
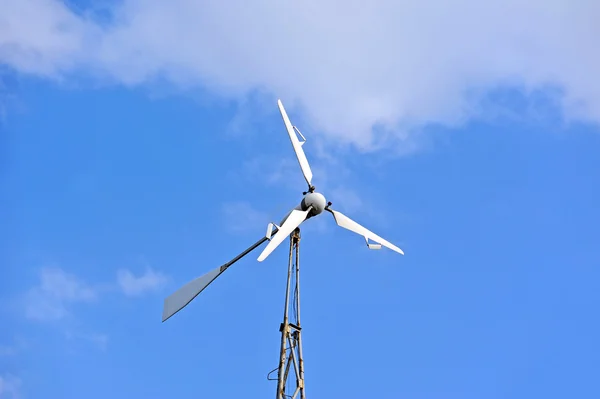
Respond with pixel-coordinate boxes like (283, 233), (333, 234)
(301, 192), (327, 216)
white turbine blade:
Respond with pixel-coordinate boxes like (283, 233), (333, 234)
(258, 208), (311, 262)
(162, 266), (224, 322)
(278, 99), (313, 187)
(328, 208), (404, 255)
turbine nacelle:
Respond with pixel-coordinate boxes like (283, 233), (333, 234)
(301, 192), (327, 216)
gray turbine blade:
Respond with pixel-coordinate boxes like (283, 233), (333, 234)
(327, 208), (404, 255)
(162, 230), (278, 322)
(162, 266), (224, 322)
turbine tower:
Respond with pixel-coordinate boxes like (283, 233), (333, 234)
(162, 99), (404, 398)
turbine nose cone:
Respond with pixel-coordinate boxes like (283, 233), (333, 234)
(301, 192), (327, 215)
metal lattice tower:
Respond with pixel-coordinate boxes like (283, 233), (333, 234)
(268, 227), (306, 399)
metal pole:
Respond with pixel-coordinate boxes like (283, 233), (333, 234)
(295, 230), (306, 399)
(276, 233), (295, 399)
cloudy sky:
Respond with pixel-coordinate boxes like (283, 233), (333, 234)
(1, 1), (599, 398)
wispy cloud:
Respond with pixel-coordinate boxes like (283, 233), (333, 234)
(325, 185), (390, 227)
(64, 331), (109, 352)
(231, 157), (305, 190)
(24, 267), (97, 322)
(0, 374), (21, 399)
(231, 151), (336, 196)
(23, 265), (169, 322)
(327, 186), (364, 214)
(0, 68), (19, 125)
(1, 0), (599, 149)
(0, 346), (16, 357)
(222, 201), (271, 233)
(0, 338), (28, 357)
(18, 265), (169, 350)
(116, 268), (168, 297)
(224, 89), (278, 138)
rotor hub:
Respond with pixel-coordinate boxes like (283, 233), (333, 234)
(301, 192), (327, 216)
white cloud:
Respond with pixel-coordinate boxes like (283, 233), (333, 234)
(116, 268), (168, 297)
(1, 0), (599, 149)
(23, 265), (169, 322)
(0, 374), (21, 399)
(16, 265), (168, 353)
(24, 267), (97, 322)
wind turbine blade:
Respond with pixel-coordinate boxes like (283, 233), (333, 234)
(162, 230), (277, 322)
(278, 99), (313, 187)
(162, 266), (224, 322)
(258, 208), (311, 262)
(327, 208), (404, 255)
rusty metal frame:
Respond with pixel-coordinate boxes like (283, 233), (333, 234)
(275, 227), (306, 399)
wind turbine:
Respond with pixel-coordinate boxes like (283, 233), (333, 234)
(162, 99), (404, 399)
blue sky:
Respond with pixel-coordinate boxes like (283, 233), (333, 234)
(2, 1), (600, 398)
